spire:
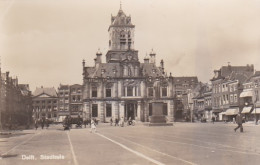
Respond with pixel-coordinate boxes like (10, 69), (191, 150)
(120, 1), (122, 10)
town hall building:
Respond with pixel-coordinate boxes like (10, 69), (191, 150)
(82, 7), (174, 122)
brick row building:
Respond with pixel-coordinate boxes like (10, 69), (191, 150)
(0, 67), (32, 129)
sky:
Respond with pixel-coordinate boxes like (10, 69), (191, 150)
(1, 0), (260, 91)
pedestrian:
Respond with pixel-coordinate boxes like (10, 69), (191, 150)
(234, 113), (243, 132)
(110, 118), (113, 126)
(90, 118), (96, 133)
(45, 119), (49, 129)
(41, 117), (45, 129)
(34, 119), (38, 130)
(83, 119), (87, 128)
(64, 115), (70, 130)
(212, 116), (215, 124)
(120, 117), (124, 127)
(115, 118), (119, 126)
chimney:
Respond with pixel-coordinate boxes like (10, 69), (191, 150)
(149, 49), (156, 64)
(160, 59), (164, 74)
(82, 59), (85, 75)
(96, 49), (102, 64)
(144, 53), (149, 64)
(251, 64), (254, 72)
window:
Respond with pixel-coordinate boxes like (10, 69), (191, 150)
(226, 94), (229, 102)
(148, 88), (153, 97)
(106, 104), (112, 117)
(162, 87), (167, 97)
(92, 104), (98, 117)
(106, 88), (111, 97)
(149, 103), (152, 116)
(230, 95), (233, 103)
(163, 103), (168, 115)
(234, 94), (237, 102)
(92, 87), (97, 97)
(127, 86), (133, 96)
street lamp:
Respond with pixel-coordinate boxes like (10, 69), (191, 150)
(189, 103), (193, 123)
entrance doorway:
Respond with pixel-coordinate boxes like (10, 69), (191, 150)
(125, 102), (137, 120)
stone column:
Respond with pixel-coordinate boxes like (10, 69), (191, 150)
(100, 102), (105, 122)
(137, 101), (141, 121)
(169, 100), (174, 122)
(144, 101), (148, 122)
(84, 102), (90, 120)
(115, 81), (118, 98)
(118, 81), (122, 97)
(114, 101), (119, 119)
(119, 101), (125, 119)
(141, 81), (146, 97)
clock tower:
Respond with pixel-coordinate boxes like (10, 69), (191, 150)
(106, 6), (138, 63)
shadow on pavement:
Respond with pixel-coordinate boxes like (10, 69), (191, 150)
(1, 154), (19, 159)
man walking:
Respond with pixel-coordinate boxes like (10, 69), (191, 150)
(234, 113), (243, 132)
(34, 119), (38, 130)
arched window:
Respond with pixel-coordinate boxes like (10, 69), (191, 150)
(128, 31), (131, 38)
(120, 31), (125, 38)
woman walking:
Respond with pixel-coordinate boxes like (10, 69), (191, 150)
(90, 118), (96, 133)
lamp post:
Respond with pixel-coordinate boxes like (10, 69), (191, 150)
(189, 103), (193, 123)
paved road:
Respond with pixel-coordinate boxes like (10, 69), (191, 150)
(1, 122), (260, 165)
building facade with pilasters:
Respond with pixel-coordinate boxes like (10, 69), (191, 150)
(82, 7), (174, 123)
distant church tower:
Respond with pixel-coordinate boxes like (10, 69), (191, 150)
(108, 5), (135, 51)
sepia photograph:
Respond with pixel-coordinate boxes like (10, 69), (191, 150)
(1, 0), (260, 164)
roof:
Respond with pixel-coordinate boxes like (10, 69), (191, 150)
(220, 65), (254, 77)
(85, 63), (121, 78)
(84, 62), (165, 78)
(173, 77), (198, 84)
(70, 84), (82, 88)
(32, 87), (58, 97)
(211, 65), (254, 81)
(252, 71), (260, 78)
(140, 63), (164, 77)
(110, 8), (133, 27)
(224, 71), (254, 84)
(58, 84), (70, 90)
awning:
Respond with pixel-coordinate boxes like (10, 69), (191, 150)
(212, 109), (222, 113)
(240, 90), (253, 98)
(241, 106), (252, 114)
(197, 110), (204, 114)
(219, 112), (226, 115)
(225, 108), (239, 115)
(251, 108), (260, 114)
